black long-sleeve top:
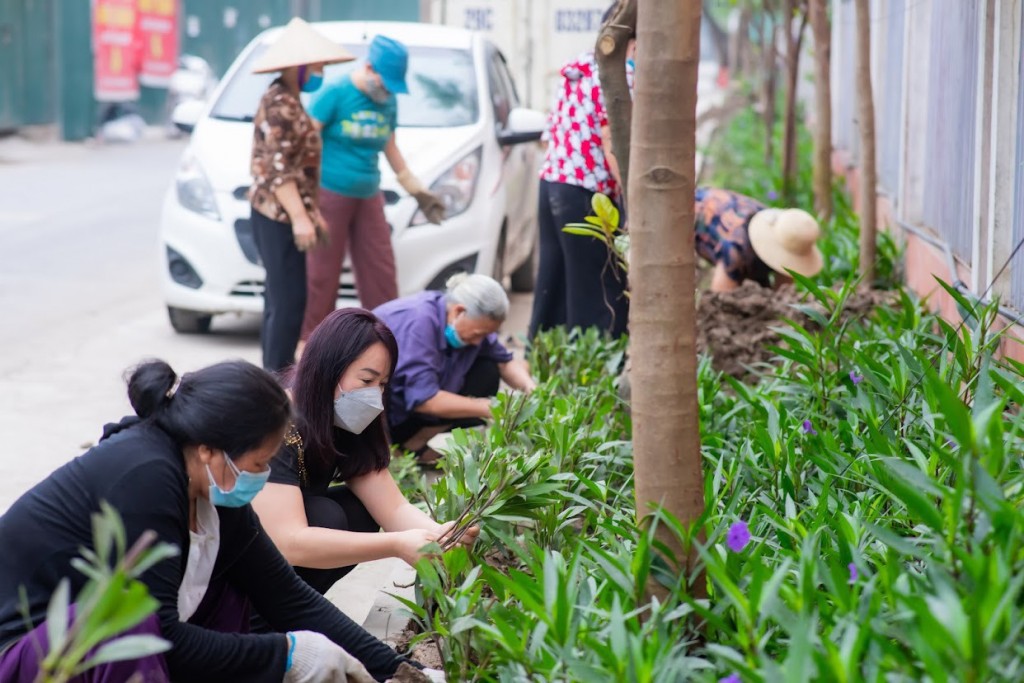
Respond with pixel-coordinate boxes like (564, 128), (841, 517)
(0, 417), (409, 682)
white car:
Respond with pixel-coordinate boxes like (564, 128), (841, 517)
(161, 21), (545, 333)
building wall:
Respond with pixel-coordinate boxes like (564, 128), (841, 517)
(830, 0), (1024, 348)
(2, 0), (419, 139)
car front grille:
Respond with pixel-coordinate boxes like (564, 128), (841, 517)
(229, 279), (358, 300)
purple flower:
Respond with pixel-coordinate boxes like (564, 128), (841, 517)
(848, 562), (858, 584)
(727, 521), (751, 552)
(849, 371), (864, 385)
(767, 190), (779, 201)
(720, 675), (741, 683)
(802, 420), (817, 435)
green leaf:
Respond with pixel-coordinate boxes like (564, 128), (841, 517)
(562, 225), (606, 240)
(874, 457), (945, 532)
(591, 193), (620, 229)
(45, 578), (71, 659)
(75, 635), (170, 673)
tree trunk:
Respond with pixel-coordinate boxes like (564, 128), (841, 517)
(702, 0), (730, 71)
(629, 0), (706, 599)
(596, 0), (637, 205)
(855, 0), (877, 284)
(808, 0), (833, 219)
(781, 0), (808, 202)
(762, 0), (778, 167)
(732, 7), (753, 78)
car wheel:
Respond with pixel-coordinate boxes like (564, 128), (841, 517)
(167, 307), (213, 334)
(509, 240), (538, 293)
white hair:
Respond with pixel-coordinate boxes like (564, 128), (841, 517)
(445, 273), (509, 322)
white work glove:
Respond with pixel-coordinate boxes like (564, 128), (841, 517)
(284, 631), (375, 683)
(384, 664), (445, 682)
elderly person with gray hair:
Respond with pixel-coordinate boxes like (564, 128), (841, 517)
(373, 273), (536, 464)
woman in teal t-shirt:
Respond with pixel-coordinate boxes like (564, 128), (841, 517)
(301, 35), (445, 344)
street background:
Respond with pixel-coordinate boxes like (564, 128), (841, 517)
(0, 134), (531, 517)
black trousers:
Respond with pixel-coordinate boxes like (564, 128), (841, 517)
(294, 485), (380, 594)
(250, 485), (379, 632)
(389, 356), (500, 446)
(251, 210), (306, 372)
(528, 180), (629, 339)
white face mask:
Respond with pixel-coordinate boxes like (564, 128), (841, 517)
(333, 387), (385, 434)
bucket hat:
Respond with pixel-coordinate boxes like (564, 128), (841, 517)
(747, 207), (824, 277)
(367, 35), (409, 94)
(252, 18), (354, 74)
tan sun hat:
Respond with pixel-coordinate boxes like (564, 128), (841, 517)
(747, 207), (824, 277)
(252, 18), (355, 74)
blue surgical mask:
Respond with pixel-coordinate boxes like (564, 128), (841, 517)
(626, 58), (635, 71)
(445, 323), (466, 349)
(301, 72), (323, 93)
(207, 453), (270, 508)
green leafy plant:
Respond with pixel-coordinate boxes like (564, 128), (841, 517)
(21, 501), (179, 683)
(563, 192), (630, 273)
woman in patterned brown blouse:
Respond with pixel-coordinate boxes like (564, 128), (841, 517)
(694, 187), (824, 292)
(249, 18), (354, 372)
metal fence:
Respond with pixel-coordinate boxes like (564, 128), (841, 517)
(831, 0), (858, 158)
(920, 0), (980, 263)
(876, 0), (905, 196)
(1011, 6), (1024, 309)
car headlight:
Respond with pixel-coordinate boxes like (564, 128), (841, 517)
(175, 152), (220, 220)
(410, 147), (481, 227)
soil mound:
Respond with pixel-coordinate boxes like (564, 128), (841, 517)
(696, 282), (896, 381)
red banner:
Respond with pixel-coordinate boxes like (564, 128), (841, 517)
(93, 0), (140, 101)
(137, 0), (179, 88)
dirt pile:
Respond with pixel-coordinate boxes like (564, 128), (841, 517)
(696, 282), (896, 380)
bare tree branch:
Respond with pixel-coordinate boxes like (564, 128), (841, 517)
(595, 0), (637, 205)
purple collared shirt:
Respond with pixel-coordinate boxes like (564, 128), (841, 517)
(373, 291), (513, 427)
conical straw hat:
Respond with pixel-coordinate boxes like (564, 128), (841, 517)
(252, 18), (355, 74)
(748, 207), (824, 277)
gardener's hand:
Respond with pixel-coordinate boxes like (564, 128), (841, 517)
(292, 213), (318, 252)
(413, 190), (446, 224)
(393, 528), (444, 565)
(284, 631), (374, 683)
(437, 520), (479, 549)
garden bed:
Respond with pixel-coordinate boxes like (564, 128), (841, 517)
(696, 281), (897, 380)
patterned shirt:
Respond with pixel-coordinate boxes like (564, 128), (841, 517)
(249, 79), (323, 225)
(539, 52), (633, 198)
(694, 187), (773, 286)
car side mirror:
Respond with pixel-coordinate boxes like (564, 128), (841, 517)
(496, 107), (546, 146)
(171, 100), (205, 134)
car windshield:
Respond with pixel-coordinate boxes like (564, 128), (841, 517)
(209, 42), (478, 128)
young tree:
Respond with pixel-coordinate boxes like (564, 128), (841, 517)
(761, 0), (779, 167)
(781, 0), (809, 201)
(855, 0), (877, 283)
(808, 0), (833, 219)
(629, 0), (706, 596)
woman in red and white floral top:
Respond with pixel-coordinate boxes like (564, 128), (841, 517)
(529, 7), (635, 340)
